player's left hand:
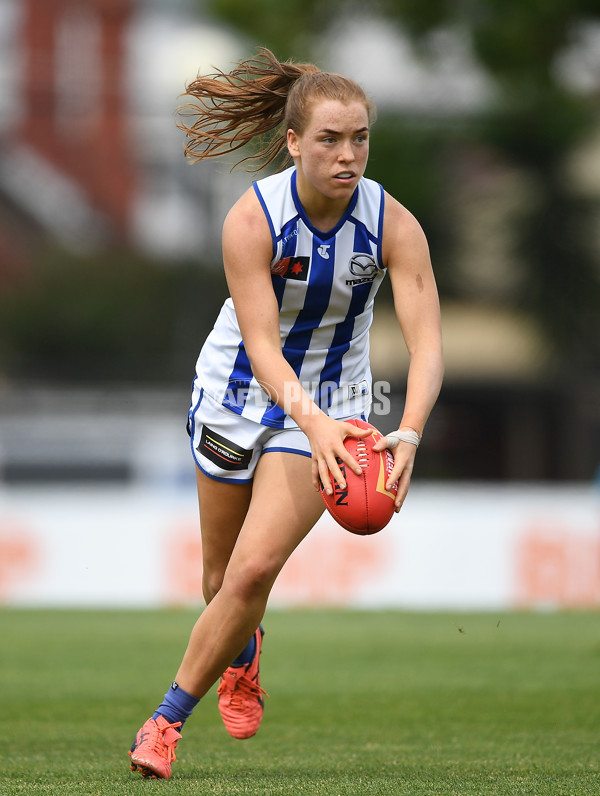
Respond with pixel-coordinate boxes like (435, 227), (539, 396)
(372, 434), (417, 512)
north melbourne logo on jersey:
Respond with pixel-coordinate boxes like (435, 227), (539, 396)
(271, 256), (310, 281)
(346, 253), (379, 285)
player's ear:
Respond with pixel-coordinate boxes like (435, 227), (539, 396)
(287, 128), (300, 159)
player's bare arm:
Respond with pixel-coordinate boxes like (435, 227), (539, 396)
(373, 194), (444, 509)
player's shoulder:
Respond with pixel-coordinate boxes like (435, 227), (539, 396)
(226, 168), (294, 230)
(383, 191), (422, 231)
(222, 188), (274, 267)
(382, 192), (428, 255)
(223, 186), (268, 239)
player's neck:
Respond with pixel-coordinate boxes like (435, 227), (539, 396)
(295, 172), (352, 233)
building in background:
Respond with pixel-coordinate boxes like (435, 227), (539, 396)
(0, 0), (248, 261)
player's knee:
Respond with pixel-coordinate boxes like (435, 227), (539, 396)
(227, 556), (282, 602)
(202, 568), (226, 604)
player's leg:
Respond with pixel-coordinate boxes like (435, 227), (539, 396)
(194, 466), (264, 736)
(174, 450), (324, 698)
(129, 471), (254, 780)
(129, 461), (254, 779)
(195, 466), (252, 605)
(213, 448), (323, 737)
(129, 452), (323, 777)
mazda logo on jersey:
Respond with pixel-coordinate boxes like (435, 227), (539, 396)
(346, 253), (379, 285)
(271, 256), (310, 280)
(349, 253), (378, 276)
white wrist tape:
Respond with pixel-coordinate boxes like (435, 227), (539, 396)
(385, 430), (421, 449)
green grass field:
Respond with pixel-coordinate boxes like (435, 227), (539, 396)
(1, 608), (598, 795)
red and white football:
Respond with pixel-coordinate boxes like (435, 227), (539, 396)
(319, 418), (398, 535)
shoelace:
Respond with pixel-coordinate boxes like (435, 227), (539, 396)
(218, 670), (269, 709)
(149, 720), (182, 763)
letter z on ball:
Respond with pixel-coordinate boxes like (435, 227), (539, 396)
(319, 419), (398, 535)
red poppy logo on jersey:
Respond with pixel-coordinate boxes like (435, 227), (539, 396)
(271, 256), (310, 281)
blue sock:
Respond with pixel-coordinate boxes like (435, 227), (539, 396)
(231, 624), (263, 667)
(153, 681), (200, 729)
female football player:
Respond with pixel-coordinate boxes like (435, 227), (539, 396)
(129, 48), (443, 779)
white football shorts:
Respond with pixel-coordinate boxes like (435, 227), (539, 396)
(187, 382), (312, 483)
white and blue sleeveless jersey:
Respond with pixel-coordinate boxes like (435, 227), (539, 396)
(195, 166), (387, 428)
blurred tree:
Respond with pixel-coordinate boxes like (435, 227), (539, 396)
(201, 0), (339, 57)
(384, 0), (600, 373)
(0, 246), (229, 384)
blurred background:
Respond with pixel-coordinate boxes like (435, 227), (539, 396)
(0, 0), (598, 609)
